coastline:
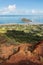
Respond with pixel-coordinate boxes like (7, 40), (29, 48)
(0, 23), (43, 26)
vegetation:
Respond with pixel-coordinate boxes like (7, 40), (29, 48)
(0, 24), (43, 45)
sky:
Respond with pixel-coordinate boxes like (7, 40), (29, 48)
(0, 0), (43, 15)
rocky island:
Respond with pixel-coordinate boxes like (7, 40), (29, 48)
(21, 18), (32, 22)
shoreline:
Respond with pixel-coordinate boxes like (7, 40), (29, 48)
(0, 23), (43, 26)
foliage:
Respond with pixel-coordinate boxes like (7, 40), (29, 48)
(0, 24), (43, 45)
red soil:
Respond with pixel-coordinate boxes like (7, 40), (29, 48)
(0, 42), (43, 65)
(33, 41), (43, 57)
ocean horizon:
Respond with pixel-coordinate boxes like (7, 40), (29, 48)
(0, 15), (43, 24)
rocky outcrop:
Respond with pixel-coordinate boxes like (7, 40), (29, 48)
(33, 41), (43, 57)
(21, 18), (32, 22)
(0, 44), (20, 63)
(0, 42), (43, 65)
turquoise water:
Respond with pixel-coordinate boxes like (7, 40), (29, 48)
(0, 15), (43, 24)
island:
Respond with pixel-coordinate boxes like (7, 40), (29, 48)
(21, 18), (32, 22)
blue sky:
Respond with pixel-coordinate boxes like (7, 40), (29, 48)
(0, 0), (43, 15)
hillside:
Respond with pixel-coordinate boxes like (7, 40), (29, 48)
(0, 24), (43, 65)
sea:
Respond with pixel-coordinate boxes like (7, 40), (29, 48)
(0, 15), (43, 24)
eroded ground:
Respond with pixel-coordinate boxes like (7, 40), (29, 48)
(0, 41), (43, 65)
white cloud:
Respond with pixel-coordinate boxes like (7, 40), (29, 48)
(0, 4), (16, 15)
(14, 9), (43, 15)
(14, 10), (30, 15)
(0, 5), (43, 15)
(8, 4), (16, 11)
(32, 9), (36, 14)
(31, 9), (43, 14)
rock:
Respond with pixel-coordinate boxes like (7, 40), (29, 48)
(0, 44), (19, 60)
(33, 41), (43, 57)
(0, 59), (3, 63)
(0, 43), (43, 65)
(21, 18), (32, 22)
